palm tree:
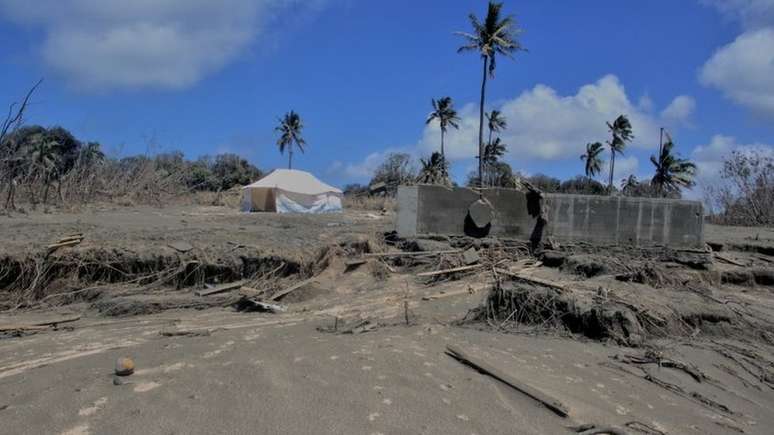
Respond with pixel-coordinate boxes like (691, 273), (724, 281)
(650, 139), (696, 196)
(580, 142), (604, 179)
(425, 97), (460, 169)
(605, 115), (633, 192)
(483, 137), (507, 186)
(275, 111), (306, 169)
(457, 1), (524, 188)
(78, 142), (105, 168)
(485, 110), (507, 146)
(620, 174), (639, 196)
(417, 151), (449, 185)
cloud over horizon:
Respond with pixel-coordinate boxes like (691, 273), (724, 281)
(700, 0), (774, 118)
(335, 75), (693, 185)
(0, 0), (320, 91)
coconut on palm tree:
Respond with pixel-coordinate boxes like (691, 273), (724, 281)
(605, 115), (633, 192)
(457, 1), (524, 188)
(580, 142), (604, 179)
(651, 139), (696, 196)
(425, 97), (460, 168)
(275, 111), (306, 170)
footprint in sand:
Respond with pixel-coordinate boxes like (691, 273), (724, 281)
(78, 397), (107, 417)
(134, 382), (161, 393)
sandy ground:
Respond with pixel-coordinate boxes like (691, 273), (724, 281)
(1, 205), (773, 434)
(0, 205), (391, 256)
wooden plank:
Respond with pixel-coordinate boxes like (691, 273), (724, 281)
(714, 254), (746, 267)
(445, 345), (569, 418)
(416, 264), (483, 277)
(270, 277), (316, 301)
(195, 280), (246, 297)
(363, 249), (461, 258)
(494, 268), (566, 292)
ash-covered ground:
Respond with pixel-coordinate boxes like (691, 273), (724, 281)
(1, 205), (773, 435)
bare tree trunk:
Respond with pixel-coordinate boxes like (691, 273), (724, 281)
(478, 56), (489, 190)
(608, 150), (616, 194)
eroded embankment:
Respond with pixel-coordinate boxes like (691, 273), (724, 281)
(471, 245), (774, 347)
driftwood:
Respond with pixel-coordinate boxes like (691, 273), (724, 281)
(0, 314), (81, 332)
(195, 280), (247, 297)
(494, 268), (566, 292)
(445, 345), (569, 418)
(270, 277), (316, 301)
(714, 254), (746, 267)
(363, 249), (461, 258)
(159, 329), (211, 337)
(46, 239), (82, 254)
(417, 264), (483, 277)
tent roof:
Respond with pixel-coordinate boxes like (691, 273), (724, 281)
(244, 169), (342, 195)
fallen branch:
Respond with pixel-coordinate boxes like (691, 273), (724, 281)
(494, 268), (566, 292)
(714, 254), (746, 267)
(195, 280), (246, 297)
(445, 344), (569, 418)
(0, 314), (81, 332)
(363, 249), (461, 258)
(270, 276), (316, 301)
(417, 264), (483, 277)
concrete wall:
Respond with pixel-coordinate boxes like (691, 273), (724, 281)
(397, 185), (704, 248)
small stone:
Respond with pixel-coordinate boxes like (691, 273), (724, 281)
(112, 375), (124, 386)
(115, 357), (135, 376)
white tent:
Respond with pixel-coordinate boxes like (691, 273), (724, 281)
(241, 169), (343, 213)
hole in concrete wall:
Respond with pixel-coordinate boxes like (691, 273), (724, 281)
(464, 213), (491, 238)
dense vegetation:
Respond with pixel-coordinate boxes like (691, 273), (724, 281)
(0, 124), (261, 210)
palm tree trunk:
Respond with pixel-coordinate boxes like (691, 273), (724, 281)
(288, 147), (292, 170)
(608, 151), (616, 194)
(478, 56), (489, 189)
(440, 129), (446, 176)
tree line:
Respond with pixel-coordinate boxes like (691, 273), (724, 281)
(0, 123), (261, 210)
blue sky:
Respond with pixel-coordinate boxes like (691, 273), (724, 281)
(1, 0), (772, 195)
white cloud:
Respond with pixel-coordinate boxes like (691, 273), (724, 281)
(661, 95), (696, 124)
(700, 0), (774, 117)
(419, 75), (677, 163)
(700, 28), (774, 117)
(614, 156), (640, 180)
(0, 0), (318, 90)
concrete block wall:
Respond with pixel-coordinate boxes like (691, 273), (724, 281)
(397, 185), (704, 248)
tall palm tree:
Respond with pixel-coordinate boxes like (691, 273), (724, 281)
(650, 139), (696, 196)
(580, 142), (604, 179)
(275, 111), (306, 170)
(425, 97), (460, 166)
(457, 1), (524, 188)
(485, 110), (507, 146)
(605, 115), (633, 192)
